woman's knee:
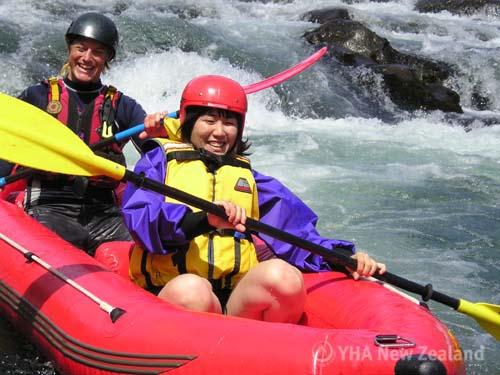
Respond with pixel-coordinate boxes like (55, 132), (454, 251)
(256, 259), (305, 299)
(158, 274), (219, 312)
(230, 259), (306, 323)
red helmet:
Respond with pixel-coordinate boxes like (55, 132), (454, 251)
(179, 75), (247, 130)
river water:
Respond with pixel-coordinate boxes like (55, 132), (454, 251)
(0, 0), (499, 373)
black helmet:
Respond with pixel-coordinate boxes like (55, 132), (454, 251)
(65, 12), (118, 61)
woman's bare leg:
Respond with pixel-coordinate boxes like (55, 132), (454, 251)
(158, 273), (222, 314)
(226, 259), (306, 323)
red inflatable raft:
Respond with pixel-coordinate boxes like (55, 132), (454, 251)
(0, 199), (465, 374)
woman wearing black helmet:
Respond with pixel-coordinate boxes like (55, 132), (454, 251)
(8, 12), (160, 255)
(65, 11), (119, 61)
(62, 11), (119, 82)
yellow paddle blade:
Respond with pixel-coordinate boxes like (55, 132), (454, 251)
(458, 300), (500, 340)
(0, 93), (125, 180)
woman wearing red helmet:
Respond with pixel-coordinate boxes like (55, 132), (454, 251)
(122, 75), (386, 322)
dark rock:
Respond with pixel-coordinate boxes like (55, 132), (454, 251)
(301, 7), (350, 24)
(373, 64), (462, 112)
(113, 1), (131, 15)
(304, 13), (451, 79)
(471, 91), (491, 110)
(415, 0), (500, 16)
(167, 5), (206, 20)
(305, 18), (388, 61)
(303, 7), (463, 113)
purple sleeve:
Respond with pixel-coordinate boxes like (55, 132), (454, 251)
(121, 146), (192, 254)
(254, 170), (356, 272)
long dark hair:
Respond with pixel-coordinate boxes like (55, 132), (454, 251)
(179, 106), (251, 156)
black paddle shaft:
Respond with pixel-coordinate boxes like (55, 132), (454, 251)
(125, 170), (461, 311)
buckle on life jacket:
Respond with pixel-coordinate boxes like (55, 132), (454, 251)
(100, 120), (113, 139)
(216, 229), (246, 239)
(98, 86), (118, 139)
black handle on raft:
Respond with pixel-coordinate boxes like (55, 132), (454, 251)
(124, 170), (461, 311)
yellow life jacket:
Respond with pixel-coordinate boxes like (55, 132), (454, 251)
(163, 117), (182, 141)
(130, 140), (260, 291)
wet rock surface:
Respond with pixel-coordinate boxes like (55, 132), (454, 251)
(414, 0), (500, 16)
(302, 7), (463, 113)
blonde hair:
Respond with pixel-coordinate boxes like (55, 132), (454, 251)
(59, 62), (70, 78)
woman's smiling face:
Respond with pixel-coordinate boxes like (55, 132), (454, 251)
(67, 38), (108, 83)
(190, 109), (239, 155)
